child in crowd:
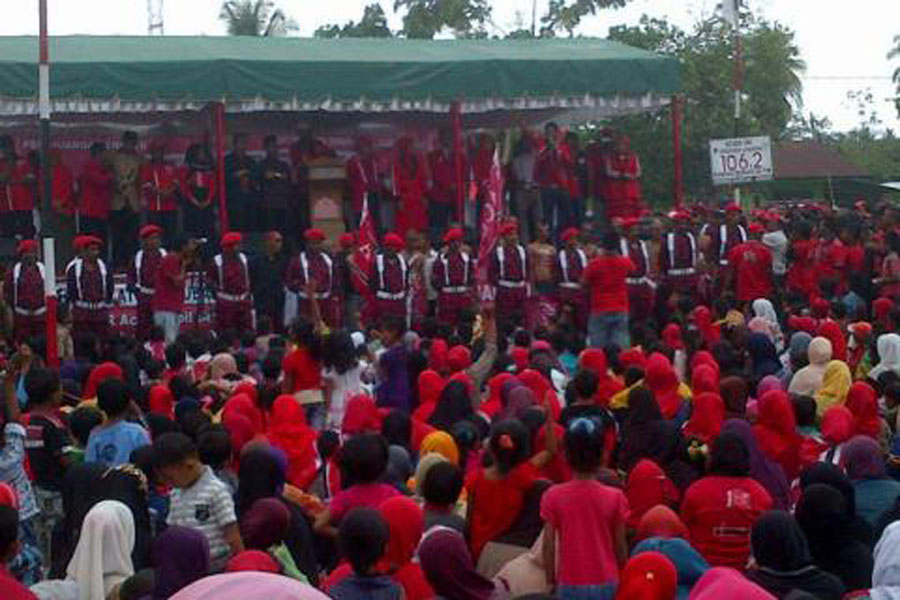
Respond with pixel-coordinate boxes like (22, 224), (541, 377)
(422, 461), (466, 534)
(376, 317), (412, 412)
(321, 330), (364, 430)
(22, 367), (72, 567)
(153, 432), (244, 571)
(541, 417), (628, 597)
(313, 433), (399, 536)
(281, 319), (325, 427)
(61, 406), (102, 465)
(329, 507), (402, 600)
(197, 424), (237, 495)
(0, 505), (35, 599)
(85, 379), (151, 467)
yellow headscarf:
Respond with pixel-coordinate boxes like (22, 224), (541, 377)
(814, 360), (852, 416)
(419, 431), (460, 466)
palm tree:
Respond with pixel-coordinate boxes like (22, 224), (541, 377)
(890, 34), (900, 116)
(219, 0), (297, 37)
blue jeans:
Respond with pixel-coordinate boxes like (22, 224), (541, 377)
(588, 312), (630, 350)
(558, 583), (616, 599)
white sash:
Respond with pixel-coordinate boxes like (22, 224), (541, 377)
(497, 244), (526, 281)
(719, 224), (747, 264)
(667, 232), (696, 272)
(12, 261), (44, 309)
(376, 253), (408, 293)
(299, 251), (333, 299)
(72, 258), (108, 301)
(441, 251), (470, 287)
(135, 248), (167, 290)
(558, 248), (586, 283)
(214, 252), (249, 291)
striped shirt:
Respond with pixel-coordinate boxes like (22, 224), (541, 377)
(166, 465), (236, 570)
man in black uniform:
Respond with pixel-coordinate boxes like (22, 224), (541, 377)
(250, 230), (288, 333)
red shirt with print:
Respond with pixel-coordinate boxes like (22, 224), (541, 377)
(583, 255), (635, 314)
(727, 241), (773, 302)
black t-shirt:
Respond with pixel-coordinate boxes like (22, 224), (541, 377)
(25, 413), (72, 492)
(559, 403), (610, 428)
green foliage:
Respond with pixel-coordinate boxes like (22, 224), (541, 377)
(394, 0), (492, 39)
(890, 34), (900, 117)
(219, 0), (297, 36)
(605, 14), (806, 204)
(542, 0), (630, 37)
(314, 4), (393, 38)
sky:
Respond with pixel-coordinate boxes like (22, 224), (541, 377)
(2, 0), (898, 133)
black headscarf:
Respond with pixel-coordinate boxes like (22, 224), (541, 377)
(381, 410), (413, 453)
(752, 510), (812, 572)
(796, 483), (873, 591)
(747, 333), (781, 380)
(709, 432), (751, 477)
(799, 461), (873, 547)
(428, 380), (473, 431)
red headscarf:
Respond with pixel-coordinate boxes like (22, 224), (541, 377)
(690, 350), (720, 379)
(619, 347), (647, 370)
(662, 323), (684, 350)
(634, 505), (689, 545)
(821, 405), (854, 446)
(845, 381), (881, 439)
(615, 551), (678, 600)
(690, 364), (719, 395)
(816, 320), (847, 362)
(222, 411), (256, 469)
(223, 394), (265, 435)
(413, 370), (445, 422)
(379, 497), (434, 600)
(682, 392), (725, 444)
(342, 394), (383, 435)
(225, 550), (280, 573)
(509, 346), (529, 373)
(0, 482), (18, 508)
(83, 362), (124, 399)
(232, 381), (259, 405)
(811, 297), (830, 319)
(429, 339), (449, 376)
(625, 459), (680, 528)
(644, 353), (682, 419)
(266, 395), (317, 489)
(787, 316), (818, 335)
(753, 390), (801, 476)
(692, 306), (721, 349)
(517, 369), (560, 419)
(874, 297), (894, 328)
(578, 349), (624, 406)
(148, 384), (175, 420)
(447, 346), (472, 373)
(481, 373), (514, 418)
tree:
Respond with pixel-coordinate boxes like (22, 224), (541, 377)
(542, 0), (630, 37)
(603, 14), (806, 203)
(219, 0), (297, 37)
(315, 4), (393, 38)
(888, 34), (900, 117)
(394, 0), (492, 39)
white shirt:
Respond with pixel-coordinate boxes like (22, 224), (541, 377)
(323, 365), (364, 430)
(762, 230), (789, 276)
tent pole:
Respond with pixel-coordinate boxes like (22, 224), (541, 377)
(672, 94), (684, 209)
(39, 0), (58, 368)
(451, 101), (464, 224)
(215, 102), (229, 233)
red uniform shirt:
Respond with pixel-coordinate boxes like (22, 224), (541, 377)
(286, 251), (335, 298)
(432, 250), (474, 291)
(0, 159), (35, 212)
(556, 248), (587, 285)
(129, 248), (166, 295)
(4, 262), (45, 310)
(139, 162), (181, 212)
(40, 164), (75, 215)
(533, 147), (568, 189)
(181, 168), (216, 208)
(728, 240), (773, 302)
(787, 239), (819, 297)
(428, 149), (464, 205)
(209, 253), (250, 297)
(621, 238), (650, 280)
(153, 253), (185, 313)
(583, 255), (635, 314)
(78, 158), (114, 219)
(346, 155), (380, 213)
(705, 223), (748, 266)
(370, 254), (408, 297)
(661, 232), (698, 275)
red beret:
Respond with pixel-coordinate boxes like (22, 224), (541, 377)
(339, 232), (356, 249)
(501, 222), (518, 235)
(725, 202), (741, 213)
(17, 239), (38, 255)
(668, 210), (691, 222)
(383, 233), (404, 250)
(72, 235), (86, 250)
(443, 228), (464, 243)
(139, 224), (163, 240)
(561, 227), (580, 242)
(83, 236), (103, 248)
(621, 217), (640, 230)
(221, 232), (243, 247)
(304, 228), (326, 242)
(787, 315), (818, 334)
(748, 222), (765, 234)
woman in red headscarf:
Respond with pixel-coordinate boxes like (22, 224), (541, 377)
(752, 390), (802, 478)
(661, 323), (684, 351)
(223, 393), (266, 434)
(625, 459), (680, 529)
(578, 349), (624, 406)
(266, 395), (318, 489)
(148, 384), (175, 419)
(816, 320), (847, 363)
(518, 369), (561, 419)
(643, 353), (684, 419)
(603, 134), (643, 219)
(692, 306), (721, 349)
(413, 370), (446, 423)
(682, 392), (725, 445)
(615, 551), (677, 600)
(393, 136), (428, 236)
(845, 381), (885, 440)
(82, 362), (124, 400)
(690, 364), (719, 395)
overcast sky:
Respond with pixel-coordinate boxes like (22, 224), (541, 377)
(2, 0), (898, 132)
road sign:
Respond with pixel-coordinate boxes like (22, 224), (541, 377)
(710, 136), (774, 185)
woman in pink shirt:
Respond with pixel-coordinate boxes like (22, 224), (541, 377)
(541, 417), (629, 598)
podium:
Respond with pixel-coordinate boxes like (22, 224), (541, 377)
(307, 158), (347, 243)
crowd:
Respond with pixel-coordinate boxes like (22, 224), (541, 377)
(5, 118), (900, 598)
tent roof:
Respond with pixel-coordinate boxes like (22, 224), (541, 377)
(774, 141), (869, 180)
(0, 35), (680, 116)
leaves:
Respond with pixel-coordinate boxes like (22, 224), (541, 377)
(314, 4), (393, 38)
(394, 0), (492, 39)
(219, 0), (297, 37)
(542, 0), (630, 37)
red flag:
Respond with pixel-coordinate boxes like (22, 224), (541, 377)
(349, 194), (378, 293)
(476, 149), (504, 301)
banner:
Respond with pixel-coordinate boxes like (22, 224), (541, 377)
(56, 271), (215, 336)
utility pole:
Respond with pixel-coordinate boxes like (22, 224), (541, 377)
(722, 0), (745, 205)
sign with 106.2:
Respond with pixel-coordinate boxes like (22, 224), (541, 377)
(709, 136), (774, 185)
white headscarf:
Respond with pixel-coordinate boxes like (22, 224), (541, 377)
(869, 333), (900, 382)
(872, 521), (900, 600)
(69, 500), (135, 599)
(752, 298), (784, 352)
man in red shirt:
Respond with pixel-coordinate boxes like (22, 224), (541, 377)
(153, 236), (196, 344)
(489, 221), (530, 334)
(432, 227), (475, 328)
(129, 225), (166, 342)
(556, 227), (589, 330)
(427, 129), (465, 245)
(208, 232), (253, 334)
(534, 122), (571, 239)
(369, 233), (409, 326)
(287, 228), (339, 327)
(4, 239), (46, 343)
(727, 222), (774, 304)
(139, 141), (181, 242)
(66, 235), (113, 344)
(346, 135), (382, 231)
(77, 142), (114, 244)
(582, 231), (635, 349)
(0, 138), (36, 239)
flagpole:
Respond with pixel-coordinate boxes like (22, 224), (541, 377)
(39, 0), (58, 369)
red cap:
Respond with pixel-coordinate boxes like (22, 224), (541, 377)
(501, 222), (518, 235)
(339, 232), (356, 249)
(561, 227), (580, 242)
(668, 210), (691, 222)
(17, 239), (38, 255)
(221, 232), (243, 247)
(383, 233), (404, 250)
(748, 222), (765, 234)
(621, 217), (641, 230)
(725, 202), (741, 213)
(83, 236), (103, 248)
(443, 227), (464, 243)
(304, 228), (326, 242)
(139, 224), (163, 240)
